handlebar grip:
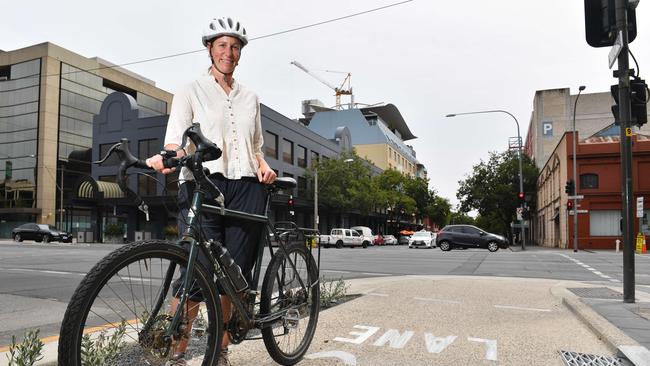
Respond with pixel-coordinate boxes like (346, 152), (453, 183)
(162, 158), (178, 169)
(133, 159), (150, 170)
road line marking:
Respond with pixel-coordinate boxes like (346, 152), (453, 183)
(366, 293), (389, 297)
(414, 297), (461, 304)
(362, 272), (392, 276)
(306, 350), (357, 365)
(323, 270), (351, 274)
(493, 305), (552, 312)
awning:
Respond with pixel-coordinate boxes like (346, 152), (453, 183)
(77, 180), (125, 199)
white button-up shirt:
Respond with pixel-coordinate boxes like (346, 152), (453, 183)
(164, 74), (264, 181)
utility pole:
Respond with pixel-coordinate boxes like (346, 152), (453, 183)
(615, 0), (635, 303)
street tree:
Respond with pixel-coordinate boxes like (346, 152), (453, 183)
(456, 150), (538, 238)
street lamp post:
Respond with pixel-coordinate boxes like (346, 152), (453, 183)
(572, 86), (586, 253)
(446, 110), (526, 250)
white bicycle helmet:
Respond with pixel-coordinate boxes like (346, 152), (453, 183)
(202, 17), (248, 47)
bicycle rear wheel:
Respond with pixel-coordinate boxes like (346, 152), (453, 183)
(58, 240), (222, 366)
(260, 242), (320, 365)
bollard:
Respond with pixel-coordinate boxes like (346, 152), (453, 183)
(616, 239), (621, 253)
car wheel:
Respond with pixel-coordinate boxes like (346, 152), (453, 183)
(43, 235), (51, 243)
(362, 241), (368, 249)
(439, 241), (452, 251)
(14, 234), (22, 242)
(487, 241), (499, 252)
(336, 240), (343, 249)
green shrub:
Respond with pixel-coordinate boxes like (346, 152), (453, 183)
(80, 321), (127, 366)
(104, 223), (124, 236)
(6, 329), (44, 366)
(320, 277), (349, 308)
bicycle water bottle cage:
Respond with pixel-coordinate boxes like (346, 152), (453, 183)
(185, 123), (222, 162)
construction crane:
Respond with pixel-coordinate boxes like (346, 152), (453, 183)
(291, 60), (354, 110)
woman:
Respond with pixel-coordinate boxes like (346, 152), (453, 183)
(147, 16), (276, 366)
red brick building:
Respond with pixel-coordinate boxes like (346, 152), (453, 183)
(536, 126), (650, 249)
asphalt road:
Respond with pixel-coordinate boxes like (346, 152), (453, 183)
(1, 240), (649, 359)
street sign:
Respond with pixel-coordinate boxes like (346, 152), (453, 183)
(568, 195), (584, 200)
(637, 197), (644, 218)
(608, 31), (623, 69)
(516, 207), (523, 221)
(569, 210), (589, 215)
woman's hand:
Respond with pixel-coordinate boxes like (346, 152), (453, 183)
(146, 154), (176, 175)
(257, 159), (276, 184)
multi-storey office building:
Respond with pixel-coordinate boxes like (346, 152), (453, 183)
(0, 42), (172, 238)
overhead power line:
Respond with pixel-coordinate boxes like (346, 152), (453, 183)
(21, 0), (414, 80)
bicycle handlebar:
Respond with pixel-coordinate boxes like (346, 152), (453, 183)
(94, 123), (226, 221)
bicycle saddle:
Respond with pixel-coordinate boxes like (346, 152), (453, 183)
(273, 177), (297, 190)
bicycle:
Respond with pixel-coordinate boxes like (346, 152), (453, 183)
(58, 123), (321, 366)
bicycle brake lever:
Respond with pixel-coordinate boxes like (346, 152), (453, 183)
(138, 201), (150, 221)
(214, 193), (225, 215)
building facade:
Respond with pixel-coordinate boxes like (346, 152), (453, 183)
(305, 103), (422, 177)
(524, 87), (643, 169)
(536, 127), (650, 249)
(0, 42), (172, 237)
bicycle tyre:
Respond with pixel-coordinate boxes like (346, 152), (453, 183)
(58, 240), (223, 366)
(260, 242), (320, 365)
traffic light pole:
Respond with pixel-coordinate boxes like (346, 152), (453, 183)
(615, 0), (635, 303)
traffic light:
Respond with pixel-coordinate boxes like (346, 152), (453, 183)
(630, 77), (648, 127)
(567, 201), (574, 211)
(610, 78), (648, 127)
(518, 192), (524, 202)
(565, 180), (575, 195)
(584, 0), (637, 48)
(287, 195), (295, 217)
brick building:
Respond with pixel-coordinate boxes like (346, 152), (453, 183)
(536, 126), (650, 249)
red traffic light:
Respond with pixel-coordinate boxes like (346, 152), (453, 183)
(567, 201), (574, 210)
(518, 192), (524, 200)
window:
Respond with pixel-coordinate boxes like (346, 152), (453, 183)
(99, 143), (120, 166)
(138, 139), (160, 160)
(297, 145), (307, 168)
(462, 226), (481, 235)
(310, 151), (319, 167)
(138, 173), (157, 196)
(264, 131), (278, 159)
(298, 176), (307, 197)
(282, 172), (294, 195)
(580, 173), (599, 189)
(103, 79), (136, 99)
(283, 138), (293, 164)
(589, 210), (622, 236)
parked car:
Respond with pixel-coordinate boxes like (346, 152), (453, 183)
(382, 234), (398, 245)
(398, 235), (410, 245)
(12, 223), (72, 243)
(435, 225), (509, 252)
(321, 228), (365, 248)
(408, 231), (436, 249)
(373, 234), (385, 246)
(350, 226), (374, 247)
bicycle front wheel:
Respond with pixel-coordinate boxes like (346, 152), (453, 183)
(58, 240), (223, 366)
(260, 242), (320, 365)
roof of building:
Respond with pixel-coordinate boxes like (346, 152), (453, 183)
(583, 123), (650, 143)
(359, 104), (417, 141)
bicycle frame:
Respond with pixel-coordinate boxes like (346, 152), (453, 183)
(149, 183), (320, 342)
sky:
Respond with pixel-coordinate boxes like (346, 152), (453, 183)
(3, 0), (649, 208)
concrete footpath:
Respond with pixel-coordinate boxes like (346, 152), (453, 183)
(5, 275), (648, 366)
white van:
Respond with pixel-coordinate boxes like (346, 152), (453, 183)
(350, 226), (374, 247)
